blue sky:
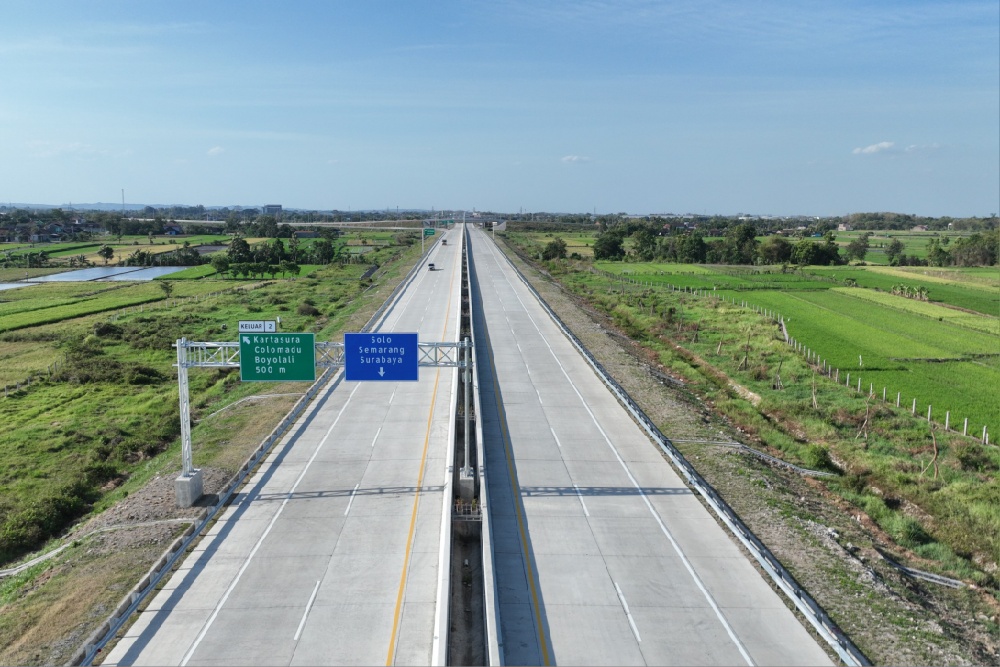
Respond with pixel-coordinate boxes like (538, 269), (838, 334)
(1, 1), (997, 216)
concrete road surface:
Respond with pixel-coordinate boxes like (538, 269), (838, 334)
(104, 229), (463, 666)
(468, 227), (833, 666)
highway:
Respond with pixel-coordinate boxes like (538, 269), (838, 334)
(468, 226), (832, 666)
(102, 222), (834, 666)
(104, 229), (464, 666)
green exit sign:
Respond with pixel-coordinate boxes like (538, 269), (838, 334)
(240, 333), (316, 382)
(423, 228), (436, 236)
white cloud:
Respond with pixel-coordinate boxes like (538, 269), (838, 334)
(207, 146), (225, 157)
(561, 155), (591, 163)
(905, 143), (943, 153)
(26, 140), (108, 159)
(852, 141), (894, 155)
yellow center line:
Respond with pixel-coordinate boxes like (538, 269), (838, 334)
(479, 255), (551, 664)
(385, 240), (459, 666)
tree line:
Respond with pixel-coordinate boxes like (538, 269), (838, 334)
(541, 222), (998, 267)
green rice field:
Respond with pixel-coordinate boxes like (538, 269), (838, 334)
(595, 261), (999, 434)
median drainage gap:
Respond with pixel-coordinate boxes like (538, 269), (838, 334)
(448, 229), (487, 665)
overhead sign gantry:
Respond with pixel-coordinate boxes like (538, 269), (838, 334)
(172, 333), (471, 506)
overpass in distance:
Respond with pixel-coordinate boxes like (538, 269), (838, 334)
(102, 223), (836, 666)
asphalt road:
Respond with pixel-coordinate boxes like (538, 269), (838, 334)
(468, 226), (833, 666)
(104, 229), (463, 666)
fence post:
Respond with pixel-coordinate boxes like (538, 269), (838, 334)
(846, 372), (850, 386)
(896, 392), (900, 407)
(912, 398), (917, 415)
(983, 426), (988, 443)
(857, 378), (861, 392)
(927, 405), (932, 422)
(945, 411), (950, 431)
(882, 387), (886, 401)
(963, 418), (968, 436)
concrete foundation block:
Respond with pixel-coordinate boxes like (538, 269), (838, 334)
(175, 469), (204, 508)
(458, 468), (476, 502)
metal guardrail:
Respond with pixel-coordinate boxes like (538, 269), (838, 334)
(874, 547), (965, 589)
(487, 232), (871, 667)
(711, 442), (836, 478)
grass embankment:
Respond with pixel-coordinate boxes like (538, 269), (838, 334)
(504, 236), (1000, 589)
(0, 239), (418, 567)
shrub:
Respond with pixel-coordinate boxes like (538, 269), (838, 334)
(297, 303), (320, 316)
(802, 444), (835, 472)
(92, 321), (123, 338)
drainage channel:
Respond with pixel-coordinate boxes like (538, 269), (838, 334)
(447, 227), (487, 664)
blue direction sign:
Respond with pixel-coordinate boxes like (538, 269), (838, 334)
(344, 332), (419, 381)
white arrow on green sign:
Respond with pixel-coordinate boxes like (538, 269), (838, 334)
(240, 332), (316, 382)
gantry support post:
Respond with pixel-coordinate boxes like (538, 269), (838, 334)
(174, 338), (203, 507)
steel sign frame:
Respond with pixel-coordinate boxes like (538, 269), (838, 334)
(173, 337), (470, 478)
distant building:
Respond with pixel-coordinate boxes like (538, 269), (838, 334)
(837, 223), (853, 231)
(262, 205), (282, 216)
(163, 225), (184, 235)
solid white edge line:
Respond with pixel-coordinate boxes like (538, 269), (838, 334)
(293, 580), (322, 641)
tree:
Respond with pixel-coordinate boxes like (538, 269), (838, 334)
(541, 237), (568, 260)
(254, 215), (279, 238)
(791, 239), (822, 265)
(949, 231), (998, 266)
(210, 255), (230, 278)
(279, 260), (301, 279)
(227, 237), (252, 263)
(846, 233), (871, 262)
(926, 238), (949, 267)
(313, 239), (335, 264)
(678, 234), (707, 263)
(885, 238), (905, 265)
(630, 228), (657, 261)
(158, 281), (174, 298)
(723, 223), (759, 264)
(758, 236), (792, 264)
(592, 230), (626, 260)
(98, 244), (115, 265)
